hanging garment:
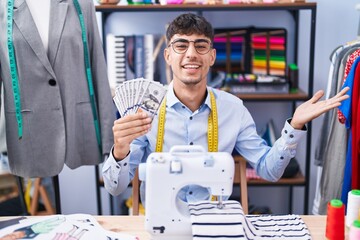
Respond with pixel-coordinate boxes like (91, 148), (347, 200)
(0, 0), (115, 177)
(315, 44), (360, 167)
(338, 49), (360, 123)
(338, 55), (360, 201)
(339, 55), (360, 189)
(312, 43), (360, 214)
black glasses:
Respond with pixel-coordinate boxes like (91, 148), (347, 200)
(168, 38), (212, 55)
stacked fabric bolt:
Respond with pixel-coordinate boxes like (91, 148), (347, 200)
(188, 200), (311, 239)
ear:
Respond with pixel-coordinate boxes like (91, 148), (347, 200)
(209, 48), (216, 67)
(164, 47), (171, 65)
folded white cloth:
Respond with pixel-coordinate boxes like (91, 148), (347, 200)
(188, 200), (311, 240)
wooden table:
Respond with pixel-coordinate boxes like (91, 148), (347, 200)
(96, 215), (331, 240)
(0, 215), (340, 240)
(301, 215), (327, 240)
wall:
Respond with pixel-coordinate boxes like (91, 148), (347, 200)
(59, 0), (360, 215)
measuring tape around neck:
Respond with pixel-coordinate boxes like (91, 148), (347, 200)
(208, 90), (218, 152)
(155, 90), (218, 152)
(7, 0), (23, 138)
(7, 0), (102, 154)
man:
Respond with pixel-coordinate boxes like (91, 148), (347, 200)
(102, 13), (349, 203)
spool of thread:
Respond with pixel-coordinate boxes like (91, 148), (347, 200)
(326, 199), (345, 240)
(346, 190), (360, 227)
(287, 63), (299, 93)
(349, 220), (360, 240)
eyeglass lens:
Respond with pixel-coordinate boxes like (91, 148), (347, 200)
(171, 39), (211, 55)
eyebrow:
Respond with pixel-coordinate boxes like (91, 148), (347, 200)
(173, 38), (210, 43)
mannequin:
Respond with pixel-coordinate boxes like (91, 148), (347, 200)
(0, 0), (115, 178)
(26, 0), (50, 51)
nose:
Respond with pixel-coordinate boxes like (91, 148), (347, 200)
(185, 42), (197, 56)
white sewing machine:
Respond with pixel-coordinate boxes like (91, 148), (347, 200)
(138, 145), (235, 240)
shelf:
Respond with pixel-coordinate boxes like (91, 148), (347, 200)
(95, 2), (316, 12)
(234, 156), (305, 187)
(247, 173), (305, 186)
(230, 88), (309, 101)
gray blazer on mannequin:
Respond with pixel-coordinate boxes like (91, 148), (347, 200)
(0, 0), (115, 178)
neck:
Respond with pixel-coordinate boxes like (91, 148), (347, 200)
(173, 82), (207, 112)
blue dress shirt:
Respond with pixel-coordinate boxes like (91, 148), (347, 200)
(102, 82), (306, 202)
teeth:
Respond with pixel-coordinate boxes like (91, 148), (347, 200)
(184, 65), (199, 69)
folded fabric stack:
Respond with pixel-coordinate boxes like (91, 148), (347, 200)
(188, 200), (311, 240)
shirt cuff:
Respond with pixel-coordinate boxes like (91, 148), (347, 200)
(104, 146), (130, 177)
(281, 118), (307, 149)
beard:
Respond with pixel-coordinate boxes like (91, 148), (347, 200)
(172, 71), (205, 86)
(181, 77), (203, 86)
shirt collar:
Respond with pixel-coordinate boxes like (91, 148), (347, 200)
(166, 81), (213, 110)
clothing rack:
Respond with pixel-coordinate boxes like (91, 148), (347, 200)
(356, 4), (360, 38)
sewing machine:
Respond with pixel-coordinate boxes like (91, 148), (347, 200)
(138, 145), (235, 240)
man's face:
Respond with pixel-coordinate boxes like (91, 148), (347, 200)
(164, 34), (216, 87)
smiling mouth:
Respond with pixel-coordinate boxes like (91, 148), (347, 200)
(183, 64), (200, 69)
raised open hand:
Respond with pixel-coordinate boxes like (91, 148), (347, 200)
(290, 87), (350, 129)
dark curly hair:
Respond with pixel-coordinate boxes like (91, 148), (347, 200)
(166, 13), (214, 44)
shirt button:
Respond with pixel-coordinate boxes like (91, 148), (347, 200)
(116, 165), (120, 169)
(114, 181), (117, 184)
(123, 162), (127, 166)
(284, 130), (288, 134)
(190, 142), (193, 145)
(290, 134), (294, 138)
(280, 156), (284, 160)
(182, 106), (185, 109)
(190, 116), (193, 120)
(48, 79), (57, 86)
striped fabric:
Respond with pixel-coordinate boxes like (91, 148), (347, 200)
(188, 200), (311, 240)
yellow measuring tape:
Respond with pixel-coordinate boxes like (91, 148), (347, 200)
(155, 97), (167, 152)
(208, 90), (218, 152)
(155, 90), (218, 153)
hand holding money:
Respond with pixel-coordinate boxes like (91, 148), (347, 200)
(113, 78), (167, 118)
(112, 78), (167, 160)
(112, 110), (152, 160)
